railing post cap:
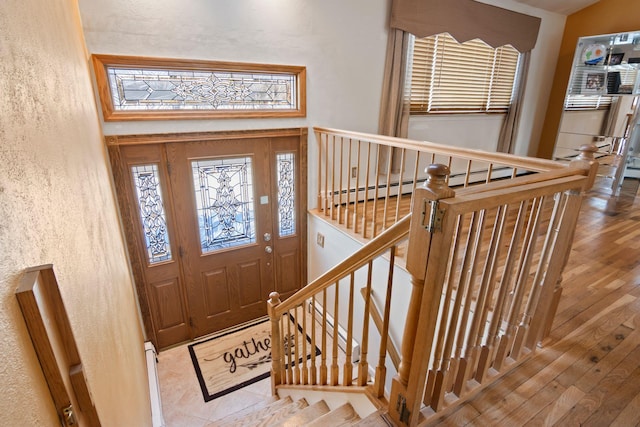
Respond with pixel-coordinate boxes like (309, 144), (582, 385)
(577, 143), (598, 160)
(268, 292), (281, 304)
(426, 163), (450, 178)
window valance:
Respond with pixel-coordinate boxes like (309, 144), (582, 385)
(390, 0), (541, 53)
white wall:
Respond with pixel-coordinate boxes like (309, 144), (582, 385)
(0, 0), (151, 425)
(409, 0), (567, 157)
(78, 0), (390, 210)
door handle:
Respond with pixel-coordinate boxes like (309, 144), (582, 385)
(265, 246), (273, 254)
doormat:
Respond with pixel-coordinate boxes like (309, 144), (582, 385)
(188, 315), (320, 402)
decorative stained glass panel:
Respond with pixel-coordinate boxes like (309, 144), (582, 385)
(106, 68), (297, 112)
(277, 153), (296, 237)
(131, 164), (172, 264)
(192, 157), (256, 253)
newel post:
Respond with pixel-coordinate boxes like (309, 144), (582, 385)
(267, 291), (282, 395)
(573, 143), (599, 191)
(530, 143), (600, 346)
(388, 164), (455, 426)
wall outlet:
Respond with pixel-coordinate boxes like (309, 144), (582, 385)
(316, 232), (325, 248)
(351, 166), (357, 178)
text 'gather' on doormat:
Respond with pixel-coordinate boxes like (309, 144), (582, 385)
(188, 315), (320, 402)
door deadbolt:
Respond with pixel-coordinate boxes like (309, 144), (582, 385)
(264, 233), (271, 242)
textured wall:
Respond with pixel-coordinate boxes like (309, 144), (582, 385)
(0, 0), (151, 425)
(537, 0), (640, 158)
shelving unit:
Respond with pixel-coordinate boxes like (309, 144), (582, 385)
(556, 31), (640, 193)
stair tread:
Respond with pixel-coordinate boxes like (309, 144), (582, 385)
(305, 402), (361, 427)
(352, 410), (395, 426)
(256, 398), (308, 427)
(207, 396), (292, 427)
(280, 400), (330, 426)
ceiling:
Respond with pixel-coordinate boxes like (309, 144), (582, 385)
(511, 0), (600, 15)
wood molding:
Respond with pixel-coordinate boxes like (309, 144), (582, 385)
(105, 127), (308, 146)
(15, 265), (101, 426)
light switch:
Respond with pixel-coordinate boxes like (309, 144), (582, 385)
(260, 195), (269, 205)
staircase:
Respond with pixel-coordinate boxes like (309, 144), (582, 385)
(209, 396), (393, 426)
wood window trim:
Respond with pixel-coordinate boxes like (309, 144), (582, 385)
(92, 54), (307, 121)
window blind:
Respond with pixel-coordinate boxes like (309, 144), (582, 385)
(410, 33), (520, 114)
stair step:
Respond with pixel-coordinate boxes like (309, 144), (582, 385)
(352, 410), (394, 426)
(255, 398), (308, 426)
(280, 400), (330, 426)
(305, 403), (361, 427)
(207, 396), (293, 427)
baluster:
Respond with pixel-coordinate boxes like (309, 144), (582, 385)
(432, 211), (481, 408)
(353, 139), (362, 234)
(358, 261), (374, 386)
(395, 148), (407, 223)
(310, 295), (317, 385)
(345, 138), (353, 229)
(451, 210), (487, 397)
(267, 292), (282, 395)
(455, 206), (506, 394)
(486, 163), (494, 183)
(301, 302), (309, 385)
(293, 305), (301, 384)
(375, 246), (396, 397)
(344, 272), (355, 386)
(494, 196), (544, 370)
(464, 159), (472, 187)
(362, 142), (372, 238)
(286, 309), (294, 384)
(382, 145), (394, 230)
(338, 136), (345, 224)
(323, 132), (329, 215)
(458, 204), (508, 390)
(320, 289), (328, 385)
(331, 282), (340, 386)
(512, 195), (563, 359)
(372, 145), (382, 237)
(330, 135), (337, 220)
(476, 200), (528, 383)
(410, 151), (421, 208)
(317, 131), (324, 211)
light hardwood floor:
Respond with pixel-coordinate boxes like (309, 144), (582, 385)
(157, 176), (640, 426)
(434, 177), (640, 426)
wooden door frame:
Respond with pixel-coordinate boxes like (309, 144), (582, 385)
(107, 127), (308, 350)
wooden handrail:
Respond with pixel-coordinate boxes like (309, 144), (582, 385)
(314, 127), (564, 172)
(274, 214), (411, 315)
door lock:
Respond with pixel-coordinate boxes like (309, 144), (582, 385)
(265, 246), (273, 254)
(263, 233), (272, 242)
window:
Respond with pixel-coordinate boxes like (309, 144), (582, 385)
(92, 55), (306, 121)
(410, 33), (520, 114)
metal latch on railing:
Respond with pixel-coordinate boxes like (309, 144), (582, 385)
(423, 199), (444, 232)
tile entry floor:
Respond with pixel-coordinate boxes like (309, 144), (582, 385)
(157, 340), (274, 427)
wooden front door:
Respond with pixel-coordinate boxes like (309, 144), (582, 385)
(109, 129), (307, 350)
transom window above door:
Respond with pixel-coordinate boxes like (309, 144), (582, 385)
(92, 54), (306, 121)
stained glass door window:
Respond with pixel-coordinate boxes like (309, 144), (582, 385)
(131, 164), (172, 264)
(191, 157), (256, 253)
(276, 152), (296, 237)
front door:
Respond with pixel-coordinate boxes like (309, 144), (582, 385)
(109, 129), (307, 349)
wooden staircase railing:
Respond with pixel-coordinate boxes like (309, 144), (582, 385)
(269, 127), (598, 424)
(268, 214), (411, 400)
(314, 127), (568, 240)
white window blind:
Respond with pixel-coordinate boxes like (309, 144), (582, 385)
(410, 33), (520, 113)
